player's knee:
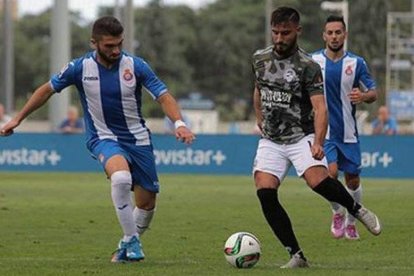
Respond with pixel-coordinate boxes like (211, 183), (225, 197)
(254, 171), (279, 189)
(304, 166), (329, 188)
(329, 170), (338, 179)
(328, 164), (338, 179)
(345, 177), (360, 190)
(135, 190), (156, 209)
(136, 200), (156, 210)
(111, 170), (132, 189)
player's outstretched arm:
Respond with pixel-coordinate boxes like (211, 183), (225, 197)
(157, 92), (195, 144)
(0, 82), (54, 137)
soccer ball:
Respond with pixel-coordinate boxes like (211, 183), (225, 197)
(223, 232), (261, 268)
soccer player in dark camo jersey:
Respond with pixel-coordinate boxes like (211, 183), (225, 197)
(251, 7), (381, 268)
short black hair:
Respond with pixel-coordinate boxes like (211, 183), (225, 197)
(325, 15), (346, 30)
(92, 16), (124, 39)
(271, 7), (300, 26)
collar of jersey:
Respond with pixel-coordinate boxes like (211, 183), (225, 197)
(92, 51), (122, 70)
(323, 49), (348, 63)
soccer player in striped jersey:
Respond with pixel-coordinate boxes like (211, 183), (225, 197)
(312, 15), (377, 240)
(0, 16), (195, 262)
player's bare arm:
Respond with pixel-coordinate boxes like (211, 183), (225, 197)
(0, 82), (54, 137)
(348, 88), (377, 104)
(253, 85), (263, 132)
(310, 93), (327, 160)
(157, 92), (195, 144)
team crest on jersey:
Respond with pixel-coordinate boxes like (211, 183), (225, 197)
(123, 69), (133, 81)
(345, 65), (353, 75)
(283, 68), (297, 83)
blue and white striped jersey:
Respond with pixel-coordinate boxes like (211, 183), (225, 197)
(311, 50), (376, 143)
(50, 51), (167, 149)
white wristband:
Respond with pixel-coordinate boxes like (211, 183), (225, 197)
(174, 120), (187, 129)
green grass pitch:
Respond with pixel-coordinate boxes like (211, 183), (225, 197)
(0, 172), (413, 275)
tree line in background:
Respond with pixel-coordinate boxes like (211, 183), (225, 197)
(4, 0), (410, 120)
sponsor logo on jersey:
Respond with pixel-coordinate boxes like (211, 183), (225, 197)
(260, 88), (292, 108)
(83, 76), (99, 81)
(123, 69), (133, 81)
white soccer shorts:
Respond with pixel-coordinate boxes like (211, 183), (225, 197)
(253, 134), (328, 181)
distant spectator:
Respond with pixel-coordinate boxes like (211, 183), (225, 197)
(59, 106), (84, 134)
(371, 105), (398, 135)
(164, 112), (192, 134)
(0, 103), (12, 128)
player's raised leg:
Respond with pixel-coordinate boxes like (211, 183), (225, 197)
(306, 167), (381, 236)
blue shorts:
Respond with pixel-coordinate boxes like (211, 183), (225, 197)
(324, 140), (361, 175)
(90, 139), (160, 193)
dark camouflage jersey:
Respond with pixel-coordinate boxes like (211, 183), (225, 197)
(252, 46), (324, 144)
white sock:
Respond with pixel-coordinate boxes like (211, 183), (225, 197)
(346, 185), (362, 225)
(122, 234), (138, 243)
(133, 207), (155, 235)
(111, 171), (137, 237)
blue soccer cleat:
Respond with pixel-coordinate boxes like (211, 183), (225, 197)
(111, 241), (128, 263)
(125, 236), (145, 261)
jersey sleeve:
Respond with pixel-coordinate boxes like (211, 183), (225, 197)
(357, 59), (376, 91)
(50, 60), (77, 93)
(135, 58), (168, 99)
(305, 62), (324, 96)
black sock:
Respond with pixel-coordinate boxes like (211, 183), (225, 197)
(312, 177), (361, 216)
(257, 188), (304, 258)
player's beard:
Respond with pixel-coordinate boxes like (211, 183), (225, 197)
(274, 37), (297, 58)
(328, 42), (344, 52)
(96, 46), (121, 65)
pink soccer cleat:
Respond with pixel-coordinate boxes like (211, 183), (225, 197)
(345, 224), (360, 240)
(331, 213), (346, 239)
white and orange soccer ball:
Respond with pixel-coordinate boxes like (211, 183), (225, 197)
(223, 232), (261, 268)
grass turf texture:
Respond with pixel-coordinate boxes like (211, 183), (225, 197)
(0, 173), (413, 275)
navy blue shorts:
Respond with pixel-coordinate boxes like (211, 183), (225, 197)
(90, 139), (160, 193)
(324, 140), (361, 175)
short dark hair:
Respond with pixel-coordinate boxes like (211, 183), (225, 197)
(271, 7), (300, 26)
(92, 16), (124, 39)
(325, 15), (346, 30)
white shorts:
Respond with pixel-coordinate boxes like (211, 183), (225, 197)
(253, 135), (328, 181)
